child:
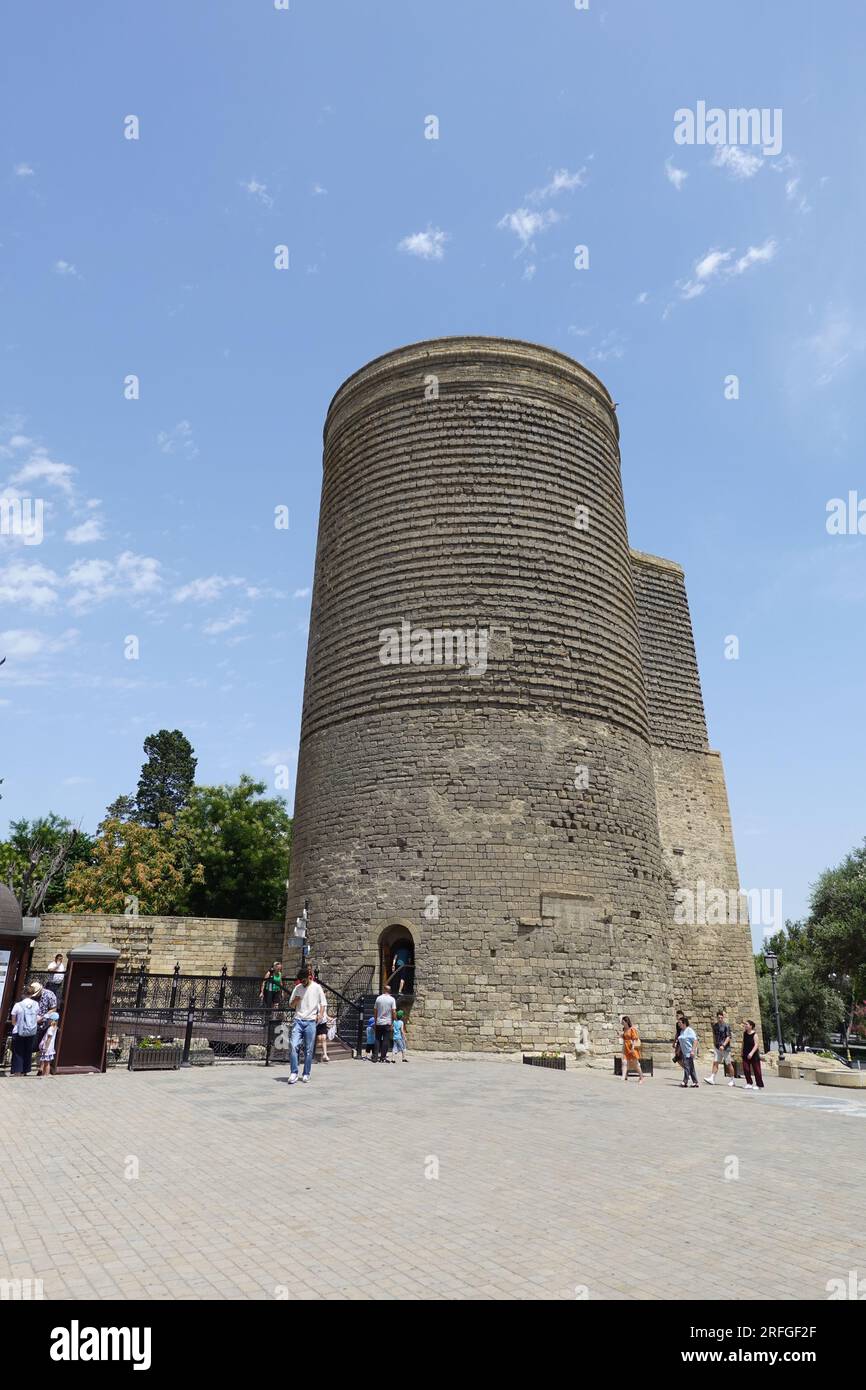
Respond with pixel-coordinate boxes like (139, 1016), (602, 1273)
(38, 1010), (60, 1077)
(364, 1015), (376, 1059)
(392, 1010), (408, 1062)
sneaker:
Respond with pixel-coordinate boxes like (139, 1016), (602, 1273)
(690, 1083), (700, 1088)
(301, 1075), (310, 1083)
(289, 1073), (299, 1084)
(321, 1056), (330, 1063)
(680, 1082), (689, 1088)
(745, 1083), (754, 1089)
(704, 1076), (715, 1085)
(728, 1079), (735, 1087)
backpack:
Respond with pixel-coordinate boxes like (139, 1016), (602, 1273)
(15, 998), (39, 1037)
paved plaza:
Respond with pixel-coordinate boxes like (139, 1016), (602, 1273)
(1, 1057), (864, 1301)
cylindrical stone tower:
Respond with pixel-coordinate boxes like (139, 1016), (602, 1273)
(286, 337), (675, 1054)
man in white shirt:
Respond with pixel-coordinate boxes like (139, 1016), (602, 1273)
(372, 984), (396, 1064)
(288, 967), (326, 1084)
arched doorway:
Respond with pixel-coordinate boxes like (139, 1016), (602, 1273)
(378, 924), (415, 1000)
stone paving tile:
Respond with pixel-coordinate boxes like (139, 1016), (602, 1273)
(1, 1058), (865, 1300)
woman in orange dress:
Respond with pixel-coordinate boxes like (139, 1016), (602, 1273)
(620, 1015), (645, 1084)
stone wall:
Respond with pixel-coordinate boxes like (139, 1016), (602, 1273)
(32, 915), (283, 978)
(631, 551), (760, 1045)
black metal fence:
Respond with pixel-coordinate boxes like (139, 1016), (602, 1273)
(100, 965), (374, 1066)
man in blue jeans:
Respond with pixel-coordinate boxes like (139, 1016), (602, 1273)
(288, 967), (326, 1085)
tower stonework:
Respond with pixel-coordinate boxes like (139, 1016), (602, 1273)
(285, 337), (758, 1056)
(630, 551), (760, 1044)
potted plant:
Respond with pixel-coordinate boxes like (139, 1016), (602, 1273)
(523, 1051), (567, 1071)
(127, 1036), (184, 1071)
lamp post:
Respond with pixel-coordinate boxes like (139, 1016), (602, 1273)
(764, 949), (785, 1056)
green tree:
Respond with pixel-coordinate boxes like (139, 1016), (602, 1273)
(103, 794), (137, 824)
(58, 815), (203, 915)
(134, 730), (197, 827)
(180, 775), (292, 920)
(0, 815), (93, 914)
(758, 961), (841, 1052)
(807, 840), (866, 1041)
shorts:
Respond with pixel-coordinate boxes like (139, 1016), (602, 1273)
(316, 1023), (328, 1036)
(714, 1047), (732, 1065)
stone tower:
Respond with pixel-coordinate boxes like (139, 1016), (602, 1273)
(285, 337), (758, 1055)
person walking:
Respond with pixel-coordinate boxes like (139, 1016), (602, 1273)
(372, 983), (396, 1063)
(9, 984), (41, 1076)
(391, 1010), (408, 1062)
(619, 1016), (644, 1084)
(678, 1016), (700, 1088)
(287, 967), (326, 1085)
(741, 1019), (764, 1090)
(673, 1010), (686, 1067)
(315, 996), (332, 1063)
(705, 1009), (736, 1087)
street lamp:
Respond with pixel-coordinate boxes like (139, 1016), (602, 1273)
(764, 949), (785, 1056)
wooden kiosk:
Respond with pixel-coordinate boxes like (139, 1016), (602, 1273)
(54, 943), (121, 1074)
(0, 885), (41, 1070)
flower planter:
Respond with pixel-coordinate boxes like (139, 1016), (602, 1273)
(523, 1054), (566, 1071)
(128, 1045), (183, 1072)
(614, 1057), (654, 1076)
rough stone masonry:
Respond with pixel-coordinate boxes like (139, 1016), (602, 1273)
(284, 337), (759, 1057)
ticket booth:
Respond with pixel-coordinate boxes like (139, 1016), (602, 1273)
(54, 943), (120, 1075)
(0, 885), (41, 1071)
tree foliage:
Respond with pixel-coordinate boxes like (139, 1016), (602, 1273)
(134, 730), (197, 827)
(0, 815), (93, 914)
(58, 815), (204, 916)
(179, 775), (291, 920)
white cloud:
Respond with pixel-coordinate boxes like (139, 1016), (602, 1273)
(589, 331), (626, 363)
(157, 420), (198, 459)
(174, 576), (236, 604)
(203, 610), (249, 636)
(397, 227), (449, 261)
(53, 259), (81, 278)
(635, 292), (649, 305)
(241, 177), (273, 208)
(65, 517), (104, 545)
(498, 207), (560, 247)
(0, 561), (60, 609)
(14, 163), (34, 177)
(293, 587), (311, 599)
(664, 158), (688, 191)
(567, 325), (592, 337)
(312, 183), (328, 196)
(731, 239), (778, 275)
(66, 551), (161, 610)
(528, 167), (587, 202)
(11, 454), (75, 494)
(678, 239), (777, 302)
(712, 146), (764, 180)
(804, 309), (864, 387)
(522, 263), (537, 282)
(0, 627), (78, 659)
(173, 575), (270, 604)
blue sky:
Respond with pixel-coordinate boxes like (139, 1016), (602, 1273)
(1, 0), (864, 943)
